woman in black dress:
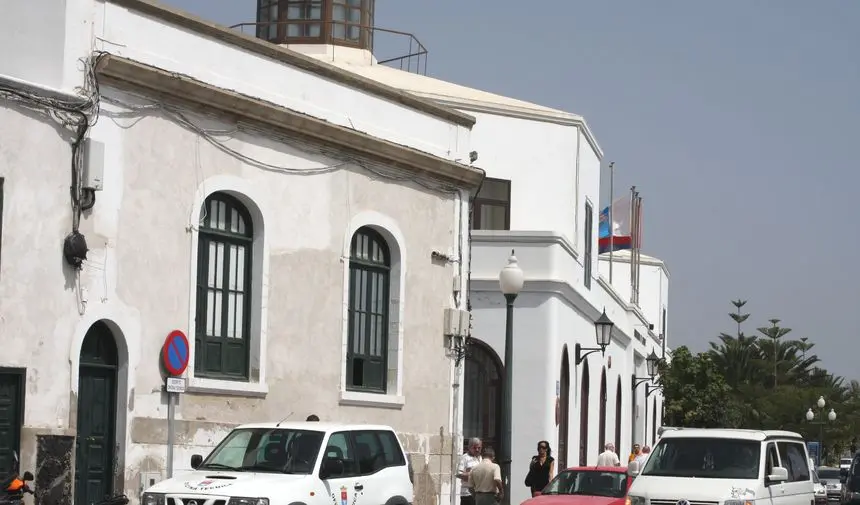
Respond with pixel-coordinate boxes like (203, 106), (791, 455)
(524, 440), (555, 496)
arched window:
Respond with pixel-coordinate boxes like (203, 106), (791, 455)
(346, 226), (390, 393)
(598, 368), (607, 451)
(195, 193), (253, 380)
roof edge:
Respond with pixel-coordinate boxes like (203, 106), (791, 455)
(94, 54), (485, 189)
(106, 0), (477, 128)
(414, 92), (604, 159)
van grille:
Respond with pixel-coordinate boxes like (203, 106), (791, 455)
(651, 500), (719, 505)
(167, 498), (228, 505)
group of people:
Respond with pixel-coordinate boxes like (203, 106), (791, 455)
(456, 439), (558, 502)
(457, 439), (654, 503)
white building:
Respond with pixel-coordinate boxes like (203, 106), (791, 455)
(0, 1), (483, 505)
(0, 2), (671, 505)
(295, 20), (673, 505)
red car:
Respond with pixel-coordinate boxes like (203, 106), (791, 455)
(521, 466), (633, 505)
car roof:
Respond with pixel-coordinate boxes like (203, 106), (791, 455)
(563, 466), (628, 473)
(657, 427), (803, 441)
(233, 421), (397, 432)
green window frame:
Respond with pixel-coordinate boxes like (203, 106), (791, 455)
(195, 193), (253, 380)
(346, 227), (390, 393)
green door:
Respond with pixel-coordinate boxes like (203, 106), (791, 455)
(0, 370), (24, 473)
(75, 322), (118, 505)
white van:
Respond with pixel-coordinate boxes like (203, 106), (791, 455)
(626, 428), (814, 505)
(141, 422), (414, 505)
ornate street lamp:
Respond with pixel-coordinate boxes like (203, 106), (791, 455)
(575, 309), (614, 365)
(498, 250), (523, 505)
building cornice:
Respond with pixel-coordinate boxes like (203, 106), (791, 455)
(105, 0), (476, 129)
(418, 94), (604, 160)
(94, 55), (485, 189)
(470, 230), (579, 260)
(470, 278), (634, 347)
(599, 252), (671, 278)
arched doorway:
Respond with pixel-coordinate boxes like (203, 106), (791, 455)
(558, 347), (570, 470)
(464, 340), (503, 454)
(614, 378), (622, 454)
(651, 399), (658, 445)
(630, 373), (637, 448)
(598, 368), (607, 451)
(75, 321), (119, 505)
(578, 360), (590, 466)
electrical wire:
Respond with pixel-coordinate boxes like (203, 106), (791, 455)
(99, 90), (463, 196)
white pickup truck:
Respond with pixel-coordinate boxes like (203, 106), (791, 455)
(142, 422), (414, 505)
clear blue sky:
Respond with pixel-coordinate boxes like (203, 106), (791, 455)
(164, 0), (860, 379)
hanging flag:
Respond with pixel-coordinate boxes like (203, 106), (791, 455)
(598, 196), (632, 253)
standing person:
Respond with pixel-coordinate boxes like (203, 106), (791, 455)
(597, 442), (621, 466)
(634, 445), (650, 470)
(524, 441), (555, 497)
(306, 414), (320, 421)
(628, 444), (641, 463)
(469, 447), (504, 505)
(457, 438), (483, 505)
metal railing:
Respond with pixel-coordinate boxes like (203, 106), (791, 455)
(230, 20), (429, 75)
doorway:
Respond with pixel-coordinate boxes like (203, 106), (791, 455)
(598, 368), (607, 451)
(558, 348), (570, 470)
(578, 360), (590, 466)
(614, 378), (622, 455)
(75, 321), (119, 505)
(463, 340), (503, 453)
(0, 369), (25, 473)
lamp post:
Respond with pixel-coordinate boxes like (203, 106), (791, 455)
(806, 396), (837, 466)
(499, 250), (524, 505)
(632, 350), (662, 444)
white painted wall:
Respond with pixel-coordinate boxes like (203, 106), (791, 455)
(1, 81), (468, 503)
(465, 112), (578, 239)
(469, 232), (665, 505)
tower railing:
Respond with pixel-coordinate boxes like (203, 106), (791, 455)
(230, 20), (429, 75)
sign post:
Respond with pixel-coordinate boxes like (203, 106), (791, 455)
(162, 330), (190, 478)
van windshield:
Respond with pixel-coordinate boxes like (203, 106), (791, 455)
(640, 437), (761, 479)
(200, 428), (325, 474)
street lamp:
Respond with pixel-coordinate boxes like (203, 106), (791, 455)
(632, 350), (663, 445)
(575, 309), (614, 365)
(806, 396), (837, 466)
(498, 250), (523, 505)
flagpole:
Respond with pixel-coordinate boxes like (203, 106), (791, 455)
(629, 186), (637, 304)
(608, 161), (615, 283)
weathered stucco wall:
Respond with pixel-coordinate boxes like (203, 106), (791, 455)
(0, 81), (463, 503)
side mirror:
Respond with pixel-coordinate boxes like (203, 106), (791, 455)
(22, 471), (34, 482)
(627, 460), (640, 477)
(190, 454), (203, 470)
(767, 466), (789, 483)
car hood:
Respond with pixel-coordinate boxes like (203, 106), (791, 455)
(146, 471), (311, 496)
(522, 494), (625, 505)
(630, 476), (760, 502)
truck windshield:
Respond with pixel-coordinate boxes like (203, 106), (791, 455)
(200, 428), (325, 474)
(641, 437), (761, 479)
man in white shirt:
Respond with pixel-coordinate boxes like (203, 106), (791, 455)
(597, 442), (621, 466)
(457, 438), (483, 505)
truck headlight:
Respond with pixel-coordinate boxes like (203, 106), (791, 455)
(142, 494), (166, 505)
(227, 498), (270, 505)
(626, 495), (646, 505)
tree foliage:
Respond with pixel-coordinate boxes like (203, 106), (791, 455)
(659, 299), (859, 464)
